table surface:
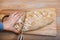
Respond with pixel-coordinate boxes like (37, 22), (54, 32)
(0, 0), (60, 40)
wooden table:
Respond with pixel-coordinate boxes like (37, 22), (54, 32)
(0, 0), (60, 40)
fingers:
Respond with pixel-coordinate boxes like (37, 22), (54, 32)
(8, 12), (18, 19)
(9, 12), (18, 17)
(10, 12), (22, 25)
(3, 11), (25, 34)
(7, 12), (19, 22)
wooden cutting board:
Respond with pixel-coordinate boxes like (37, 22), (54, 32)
(0, 9), (57, 36)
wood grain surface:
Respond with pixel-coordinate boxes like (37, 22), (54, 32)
(0, 0), (60, 40)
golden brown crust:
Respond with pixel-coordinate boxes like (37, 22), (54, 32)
(23, 8), (56, 31)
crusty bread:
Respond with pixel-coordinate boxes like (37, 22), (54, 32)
(23, 8), (56, 31)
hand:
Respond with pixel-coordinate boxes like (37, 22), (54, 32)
(3, 12), (23, 33)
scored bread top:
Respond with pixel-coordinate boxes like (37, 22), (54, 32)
(23, 8), (56, 31)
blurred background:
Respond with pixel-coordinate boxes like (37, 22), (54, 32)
(0, 0), (60, 40)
